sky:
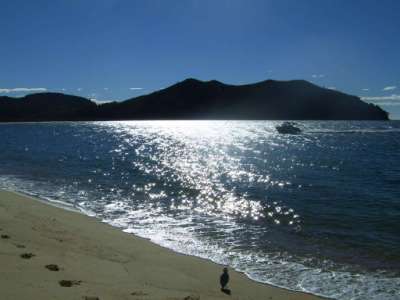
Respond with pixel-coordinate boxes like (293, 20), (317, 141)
(1, 0), (400, 119)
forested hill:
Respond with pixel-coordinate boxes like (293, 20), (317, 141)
(0, 79), (389, 121)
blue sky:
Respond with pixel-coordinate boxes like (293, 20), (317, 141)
(1, 0), (399, 118)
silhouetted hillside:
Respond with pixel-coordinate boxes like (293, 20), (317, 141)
(0, 79), (389, 121)
(0, 93), (97, 122)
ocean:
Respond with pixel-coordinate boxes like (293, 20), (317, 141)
(0, 120), (399, 299)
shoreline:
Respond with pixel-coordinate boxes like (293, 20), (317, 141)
(0, 188), (325, 300)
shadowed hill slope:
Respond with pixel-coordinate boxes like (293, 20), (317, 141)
(0, 79), (389, 121)
(0, 93), (97, 122)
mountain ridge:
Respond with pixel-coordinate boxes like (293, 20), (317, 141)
(0, 78), (389, 121)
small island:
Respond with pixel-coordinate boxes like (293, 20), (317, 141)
(0, 78), (389, 122)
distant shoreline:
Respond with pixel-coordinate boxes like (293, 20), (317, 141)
(0, 78), (389, 122)
(0, 119), (394, 125)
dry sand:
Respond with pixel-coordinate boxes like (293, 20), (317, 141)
(0, 189), (324, 300)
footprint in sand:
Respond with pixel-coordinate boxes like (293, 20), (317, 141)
(183, 296), (200, 300)
(131, 291), (148, 296)
(84, 297), (100, 300)
(1, 234), (10, 239)
(59, 280), (82, 287)
(45, 264), (60, 271)
(20, 253), (35, 259)
(15, 244), (26, 248)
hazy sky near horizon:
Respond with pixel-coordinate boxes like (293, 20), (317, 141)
(1, 0), (400, 118)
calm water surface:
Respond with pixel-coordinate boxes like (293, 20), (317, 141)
(0, 121), (399, 299)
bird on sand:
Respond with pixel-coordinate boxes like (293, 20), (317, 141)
(220, 267), (229, 289)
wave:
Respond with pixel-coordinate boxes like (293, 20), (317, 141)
(1, 176), (399, 300)
(308, 129), (400, 134)
(1, 120), (399, 300)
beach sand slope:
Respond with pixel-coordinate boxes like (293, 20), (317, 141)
(0, 190), (323, 300)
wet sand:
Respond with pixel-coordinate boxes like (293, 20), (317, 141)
(0, 189), (324, 300)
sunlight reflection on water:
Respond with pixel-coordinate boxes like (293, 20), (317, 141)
(97, 121), (300, 227)
(0, 120), (399, 300)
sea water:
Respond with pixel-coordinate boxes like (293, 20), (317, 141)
(0, 120), (399, 299)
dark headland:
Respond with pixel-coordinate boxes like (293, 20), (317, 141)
(0, 78), (389, 122)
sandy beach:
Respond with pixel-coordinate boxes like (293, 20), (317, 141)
(0, 189), (323, 300)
